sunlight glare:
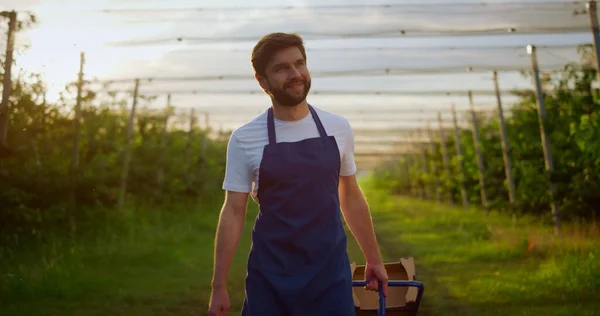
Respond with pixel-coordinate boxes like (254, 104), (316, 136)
(15, 1), (184, 102)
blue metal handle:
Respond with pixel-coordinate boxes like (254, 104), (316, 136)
(352, 280), (424, 316)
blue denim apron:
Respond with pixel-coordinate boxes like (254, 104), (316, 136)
(241, 105), (355, 315)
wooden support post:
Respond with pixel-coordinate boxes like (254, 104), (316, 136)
(437, 112), (452, 204)
(468, 90), (489, 212)
(418, 129), (431, 201)
(587, 1), (600, 82)
(117, 78), (140, 211)
(426, 123), (441, 203)
(527, 44), (561, 235)
(408, 153), (418, 198)
(411, 130), (426, 200)
(70, 52), (85, 206)
(401, 154), (412, 197)
(0, 11), (17, 147)
(71, 52), (85, 175)
(492, 71), (517, 206)
(186, 108), (195, 160)
(408, 132), (423, 199)
(187, 108), (196, 185)
(157, 94), (171, 197)
(203, 112), (209, 158)
(451, 104), (469, 208)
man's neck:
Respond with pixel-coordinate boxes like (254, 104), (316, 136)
(271, 101), (310, 122)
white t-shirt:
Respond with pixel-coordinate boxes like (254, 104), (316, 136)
(222, 106), (357, 200)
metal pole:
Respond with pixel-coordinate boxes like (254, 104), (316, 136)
(117, 78), (140, 211)
(527, 45), (561, 235)
(492, 71), (517, 206)
(451, 104), (469, 208)
(587, 1), (600, 82)
(468, 90), (489, 212)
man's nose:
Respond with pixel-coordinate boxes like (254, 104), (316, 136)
(288, 66), (302, 79)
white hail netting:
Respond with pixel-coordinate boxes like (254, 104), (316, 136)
(98, 1), (588, 44)
(9, 0), (596, 167)
(93, 42), (582, 134)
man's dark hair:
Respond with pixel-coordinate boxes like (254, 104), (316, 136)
(251, 32), (307, 77)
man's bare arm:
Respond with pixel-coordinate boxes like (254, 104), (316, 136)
(211, 190), (249, 290)
(338, 174), (383, 265)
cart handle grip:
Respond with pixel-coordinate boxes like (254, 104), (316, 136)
(351, 280), (424, 316)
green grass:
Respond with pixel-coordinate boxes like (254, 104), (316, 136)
(0, 199), (256, 316)
(2, 181), (599, 315)
(0, 198), (364, 316)
(361, 178), (600, 316)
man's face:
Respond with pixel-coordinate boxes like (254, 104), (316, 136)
(257, 46), (311, 107)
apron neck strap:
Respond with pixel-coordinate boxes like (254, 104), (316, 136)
(267, 107), (277, 145)
(267, 104), (327, 145)
(308, 105), (328, 137)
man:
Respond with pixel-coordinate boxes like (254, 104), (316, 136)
(209, 32), (388, 316)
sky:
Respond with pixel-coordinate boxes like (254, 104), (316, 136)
(0, 0), (595, 168)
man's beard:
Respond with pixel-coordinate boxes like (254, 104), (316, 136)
(267, 77), (311, 107)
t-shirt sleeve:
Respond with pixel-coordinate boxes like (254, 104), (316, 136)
(340, 119), (357, 176)
(222, 133), (253, 193)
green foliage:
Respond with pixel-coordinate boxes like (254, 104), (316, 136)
(0, 62), (228, 249)
(371, 45), (600, 223)
(0, 10), (37, 32)
(535, 250), (600, 295)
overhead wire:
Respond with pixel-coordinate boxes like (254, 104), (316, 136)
(106, 27), (588, 47)
(106, 88), (530, 97)
(160, 43), (590, 53)
(157, 101), (503, 120)
(201, 115), (484, 125)
(113, 6), (581, 24)
(89, 63), (580, 84)
(94, 2), (586, 14)
(169, 106), (491, 115)
(91, 1), (589, 46)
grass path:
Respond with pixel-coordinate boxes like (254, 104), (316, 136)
(362, 182), (600, 316)
(2, 184), (599, 315)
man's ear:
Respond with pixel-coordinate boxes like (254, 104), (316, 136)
(255, 73), (269, 91)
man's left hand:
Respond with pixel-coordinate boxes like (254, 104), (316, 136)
(364, 262), (389, 297)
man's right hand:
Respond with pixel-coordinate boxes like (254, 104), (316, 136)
(208, 288), (230, 316)
(210, 191), (248, 315)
